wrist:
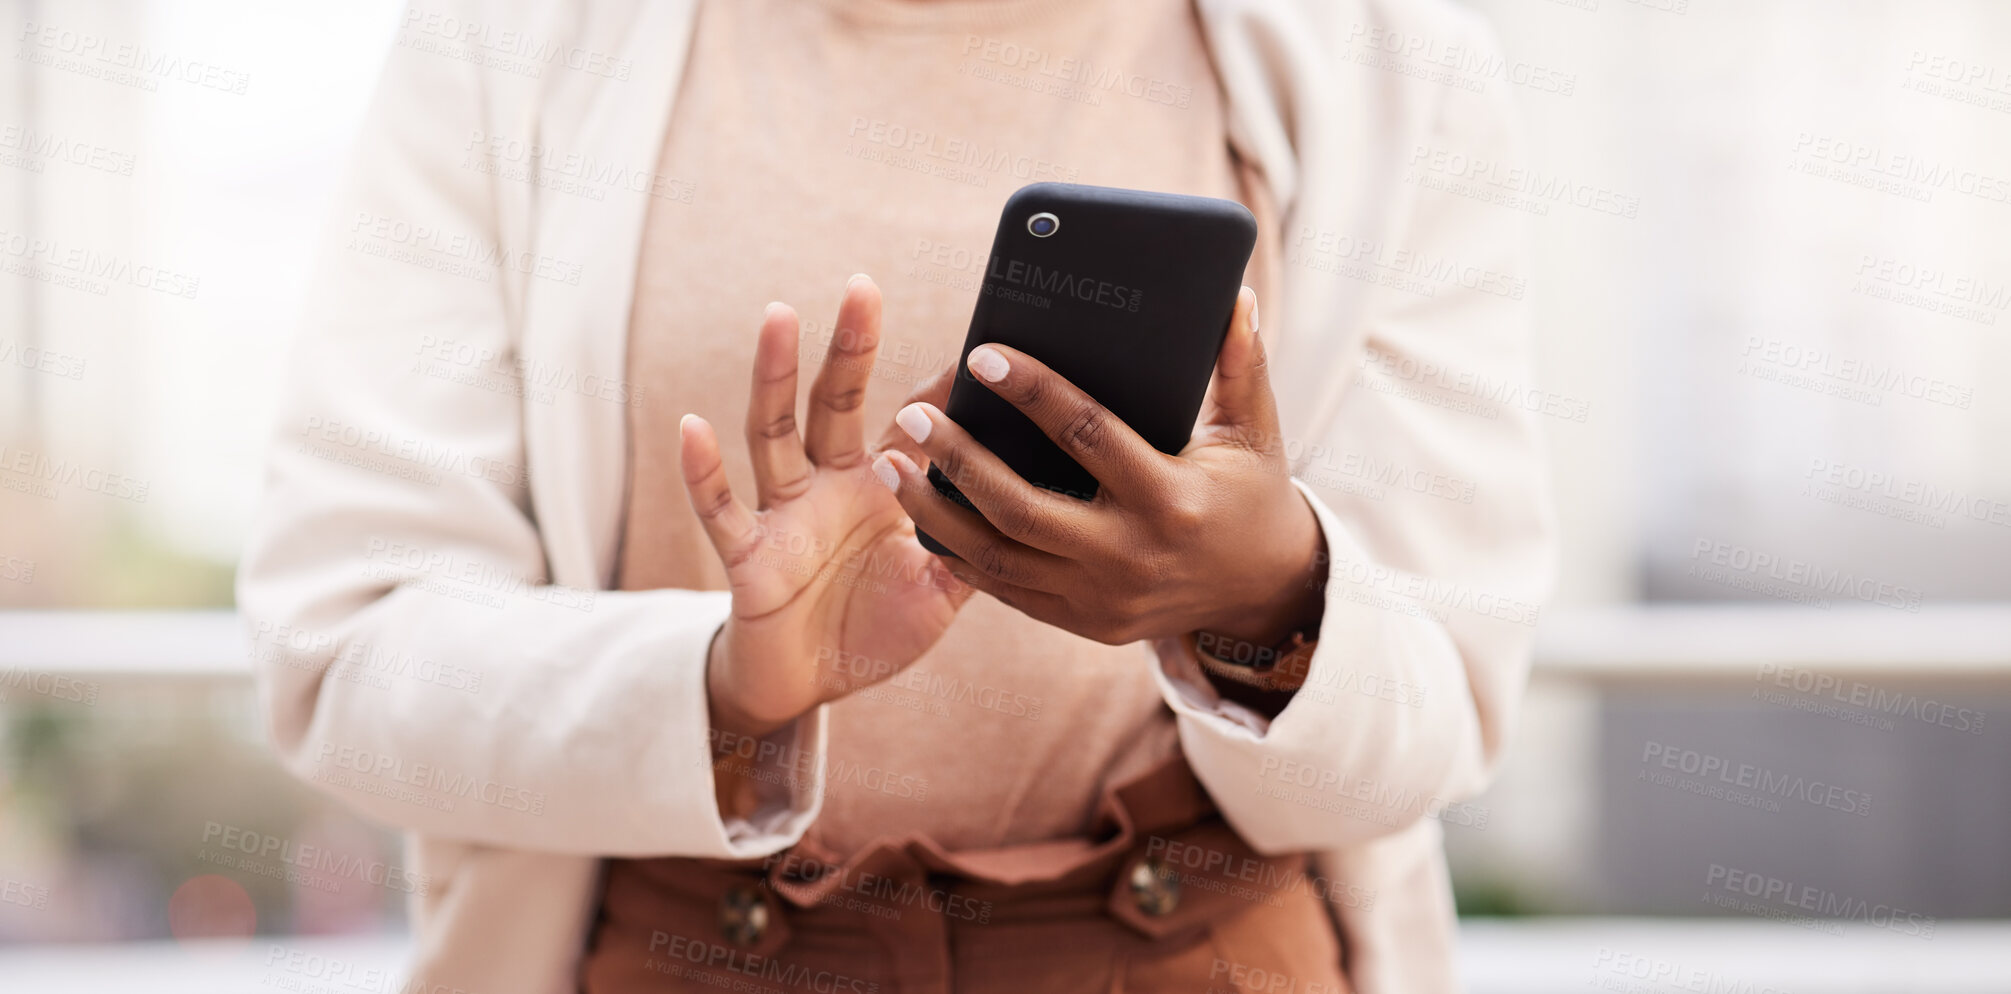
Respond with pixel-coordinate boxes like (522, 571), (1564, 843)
(705, 623), (789, 748)
(1206, 493), (1326, 648)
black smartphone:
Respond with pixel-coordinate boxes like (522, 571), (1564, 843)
(917, 182), (1258, 557)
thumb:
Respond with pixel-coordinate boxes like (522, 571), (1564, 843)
(1201, 286), (1281, 443)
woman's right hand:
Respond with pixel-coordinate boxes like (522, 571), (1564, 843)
(679, 275), (973, 746)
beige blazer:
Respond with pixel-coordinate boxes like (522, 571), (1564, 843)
(236, 1), (1556, 991)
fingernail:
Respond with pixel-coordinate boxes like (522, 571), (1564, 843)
(968, 346), (1009, 383)
(872, 453), (900, 491)
(895, 403), (932, 444)
(848, 273), (870, 288)
(1245, 288), (1259, 333)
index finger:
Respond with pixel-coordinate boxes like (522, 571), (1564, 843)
(959, 344), (1169, 500)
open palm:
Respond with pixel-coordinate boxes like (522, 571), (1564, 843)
(679, 277), (972, 736)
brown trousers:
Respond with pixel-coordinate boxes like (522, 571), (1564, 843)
(580, 755), (1351, 994)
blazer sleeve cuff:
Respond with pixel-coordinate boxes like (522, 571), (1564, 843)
(679, 618), (830, 860)
(708, 701), (830, 857)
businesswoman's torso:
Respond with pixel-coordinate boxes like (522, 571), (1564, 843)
(616, 0), (1280, 855)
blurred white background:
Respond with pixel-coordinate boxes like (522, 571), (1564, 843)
(2, 1), (2007, 991)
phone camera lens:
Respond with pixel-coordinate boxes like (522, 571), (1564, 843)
(1027, 212), (1060, 238)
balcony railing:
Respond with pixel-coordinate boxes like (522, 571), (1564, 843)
(8, 604), (2010, 684)
(3, 604), (2008, 993)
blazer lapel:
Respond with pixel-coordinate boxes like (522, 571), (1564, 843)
(517, 0), (703, 589)
(1193, 0), (1373, 446)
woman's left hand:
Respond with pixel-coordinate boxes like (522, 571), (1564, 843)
(873, 287), (1326, 651)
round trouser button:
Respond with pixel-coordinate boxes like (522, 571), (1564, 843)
(719, 884), (772, 946)
(1128, 857), (1182, 916)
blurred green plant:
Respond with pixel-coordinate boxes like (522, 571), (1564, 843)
(83, 518), (236, 608)
(1452, 874), (1540, 917)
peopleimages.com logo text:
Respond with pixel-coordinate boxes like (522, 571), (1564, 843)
(985, 256), (1142, 312)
